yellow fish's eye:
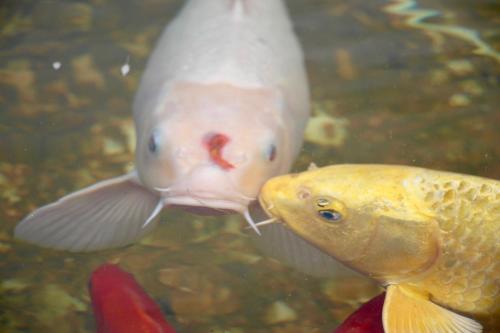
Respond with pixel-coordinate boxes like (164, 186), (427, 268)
(318, 209), (343, 222)
(314, 196), (347, 222)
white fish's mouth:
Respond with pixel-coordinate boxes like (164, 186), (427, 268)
(141, 186), (264, 234)
(141, 167), (266, 233)
(166, 193), (266, 235)
(164, 194), (265, 235)
(162, 186), (254, 210)
(141, 191), (253, 228)
(159, 188), (270, 235)
(164, 195), (249, 213)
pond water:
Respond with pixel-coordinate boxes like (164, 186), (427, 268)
(0, 0), (498, 332)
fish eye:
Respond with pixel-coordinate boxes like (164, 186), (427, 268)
(267, 144), (277, 162)
(314, 196), (346, 222)
(318, 209), (343, 222)
(148, 131), (160, 154)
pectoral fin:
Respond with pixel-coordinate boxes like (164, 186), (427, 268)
(383, 285), (482, 333)
(15, 172), (161, 252)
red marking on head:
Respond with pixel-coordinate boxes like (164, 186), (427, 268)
(203, 133), (235, 170)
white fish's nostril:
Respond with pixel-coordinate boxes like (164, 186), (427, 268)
(231, 152), (248, 165)
(174, 147), (189, 158)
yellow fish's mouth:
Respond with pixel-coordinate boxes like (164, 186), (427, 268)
(258, 194), (275, 219)
(253, 178), (286, 229)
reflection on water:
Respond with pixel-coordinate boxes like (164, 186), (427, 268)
(0, 0), (498, 332)
(385, 0), (500, 62)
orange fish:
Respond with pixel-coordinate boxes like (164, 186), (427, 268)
(89, 264), (177, 333)
(334, 293), (385, 333)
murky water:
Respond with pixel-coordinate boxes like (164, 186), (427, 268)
(1, 0), (498, 332)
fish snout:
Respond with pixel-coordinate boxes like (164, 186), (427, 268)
(164, 164), (253, 212)
(258, 176), (294, 218)
(183, 164), (237, 193)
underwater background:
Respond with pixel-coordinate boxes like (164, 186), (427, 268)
(1, 0), (498, 332)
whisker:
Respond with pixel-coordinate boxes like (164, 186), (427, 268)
(243, 210), (261, 235)
(236, 193), (255, 202)
(254, 217), (278, 227)
(154, 186), (171, 193)
(244, 217), (278, 230)
(142, 199), (164, 228)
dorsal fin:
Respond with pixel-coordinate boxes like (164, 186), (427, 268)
(229, 0), (248, 20)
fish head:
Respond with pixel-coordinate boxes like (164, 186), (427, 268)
(259, 164), (441, 283)
(135, 82), (294, 216)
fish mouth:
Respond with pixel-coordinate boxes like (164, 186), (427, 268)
(164, 194), (250, 214)
(150, 170), (264, 233)
(164, 192), (268, 235)
(258, 195), (277, 219)
(141, 190), (255, 229)
(257, 178), (284, 221)
(251, 191), (282, 230)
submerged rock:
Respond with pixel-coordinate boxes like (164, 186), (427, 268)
(158, 266), (240, 316)
(446, 59), (475, 76)
(322, 276), (381, 321)
(0, 241), (11, 254)
(305, 102), (349, 148)
(264, 300), (298, 324)
(34, 284), (87, 325)
(71, 54), (106, 89)
(1, 279), (30, 292)
(449, 93), (471, 107)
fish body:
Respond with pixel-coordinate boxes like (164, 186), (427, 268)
(259, 164), (499, 333)
(89, 264), (177, 333)
(15, 0), (309, 251)
(334, 292), (385, 333)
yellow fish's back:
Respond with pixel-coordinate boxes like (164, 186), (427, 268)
(406, 170), (500, 327)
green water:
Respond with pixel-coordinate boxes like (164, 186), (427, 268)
(0, 0), (498, 332)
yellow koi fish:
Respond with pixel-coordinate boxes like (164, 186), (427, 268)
(258, 164), (499, 333)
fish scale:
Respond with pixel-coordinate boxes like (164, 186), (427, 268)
(408, 173), (499, 325)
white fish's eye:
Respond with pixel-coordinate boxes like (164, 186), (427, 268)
(148, 131), (160, 154)
(266, 143), (277, 162)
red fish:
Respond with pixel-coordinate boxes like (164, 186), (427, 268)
(334, 292), (385, 333)
(89, 263), (177, 333)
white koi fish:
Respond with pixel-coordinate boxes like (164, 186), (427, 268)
(15, 0), (310, 251)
